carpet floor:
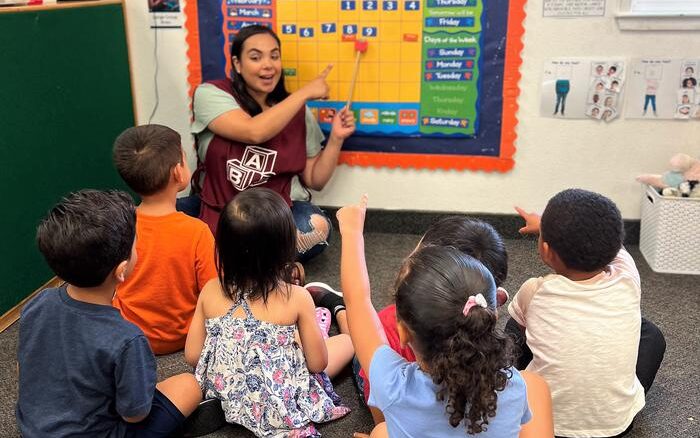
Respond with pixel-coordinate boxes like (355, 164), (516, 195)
(0, 234), (697, 437)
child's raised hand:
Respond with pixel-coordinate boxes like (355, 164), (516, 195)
(515, 206), (541, 235)
(329, 106), (356, 141)
(337, 194), (368, 237)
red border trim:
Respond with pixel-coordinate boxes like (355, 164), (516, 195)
(184, 0), (201, 99)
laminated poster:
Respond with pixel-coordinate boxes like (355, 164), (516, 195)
(541, 58), (625, 122)
(148, 0), (183, 28)
(625, 58), (700, 121)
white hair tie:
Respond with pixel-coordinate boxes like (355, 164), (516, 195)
(462, 293), (488, 316)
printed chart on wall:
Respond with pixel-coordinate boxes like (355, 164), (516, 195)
(625, 58), (700, 121)
(184, 0), (525, 171)
(541, 58), (626, 123)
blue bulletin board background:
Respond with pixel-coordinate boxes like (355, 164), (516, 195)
(185, 0), (524, 171)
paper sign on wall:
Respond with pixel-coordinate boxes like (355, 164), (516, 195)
(543, 0), (606, 17)
(625, 58), (700, 120)
(541, 58), (625, 122)
(148, 0), (182, 29)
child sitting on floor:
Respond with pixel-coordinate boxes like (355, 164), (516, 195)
(184, 187), (353, 437)
(338, 196), (531, 437)
(355, 216), (511, 424)
(17, 190), (201, 437)
(509, 189), (666, 437)
(112, 125), (217, 354)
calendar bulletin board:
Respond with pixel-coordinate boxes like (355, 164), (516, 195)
(184, 0), (525, 171)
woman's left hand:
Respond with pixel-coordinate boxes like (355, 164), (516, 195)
(329, 106), (356, 141)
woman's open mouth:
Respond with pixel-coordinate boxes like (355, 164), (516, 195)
(259, 74), (276, 85)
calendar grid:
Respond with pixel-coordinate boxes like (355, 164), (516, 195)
(276, 0), (423, 104)
(218, 0), (483, 138)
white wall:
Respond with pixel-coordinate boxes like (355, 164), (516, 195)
(125, 0), (700, 219)
(124, 0), (196, 163)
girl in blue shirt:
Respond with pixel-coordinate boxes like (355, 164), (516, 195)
(338, 196), (533, 438)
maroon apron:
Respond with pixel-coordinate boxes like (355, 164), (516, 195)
(197, 79), (307, 235)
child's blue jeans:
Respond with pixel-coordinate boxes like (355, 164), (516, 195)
(176, 194), (331, 262)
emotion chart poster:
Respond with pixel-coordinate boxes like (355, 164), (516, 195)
(184, 0), (525, 171)
(625, 58), (700, 121)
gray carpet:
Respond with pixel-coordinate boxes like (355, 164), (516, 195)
(1, 234), (698, 437)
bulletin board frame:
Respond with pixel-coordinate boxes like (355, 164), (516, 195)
(184, 0), (525, 172)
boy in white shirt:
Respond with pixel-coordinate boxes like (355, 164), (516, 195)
(508, 188), (665, 438)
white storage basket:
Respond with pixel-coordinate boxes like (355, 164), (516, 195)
(639, 184), (700, 275)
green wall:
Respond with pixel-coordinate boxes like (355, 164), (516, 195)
(0, 3), (134, 314)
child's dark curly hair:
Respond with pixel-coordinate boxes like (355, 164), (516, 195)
(395, 246), (514, 433)
(541, 188), (623, 272)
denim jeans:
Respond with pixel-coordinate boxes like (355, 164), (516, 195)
(555, 92), (568, 115)
(644, 94), (657, 112)
(291, 200), (332, 262)
(175, 194), (330, 262)
(175, 194), (201, 218)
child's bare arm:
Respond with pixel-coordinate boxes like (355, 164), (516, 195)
(184, 286), (209, 368)
(515, 206), (541, 235)
(295, 287), (328, 373)
(337, 195), (387, 375)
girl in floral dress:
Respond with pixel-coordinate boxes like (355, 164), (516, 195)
(184, 188), (352, 437)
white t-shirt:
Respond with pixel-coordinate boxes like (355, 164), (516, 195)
(508, 249), (645, 438)
(191, 82), (325, 201)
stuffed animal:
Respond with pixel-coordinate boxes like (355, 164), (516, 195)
(637, 153), (700, 197)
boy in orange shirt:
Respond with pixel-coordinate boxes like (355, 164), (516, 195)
(113, 124), (217, 354)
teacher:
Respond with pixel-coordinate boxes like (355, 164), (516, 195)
(191, 25), (355, 261)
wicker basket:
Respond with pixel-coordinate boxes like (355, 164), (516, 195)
(639, 185), (700, 275)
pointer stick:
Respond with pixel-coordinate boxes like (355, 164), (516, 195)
(346, 39), (368, 110)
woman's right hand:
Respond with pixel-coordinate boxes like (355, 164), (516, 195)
(300, 64), (333, 100)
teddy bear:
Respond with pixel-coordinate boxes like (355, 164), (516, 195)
(636, 153), (700, 197)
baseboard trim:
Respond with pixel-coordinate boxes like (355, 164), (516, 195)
(0, 277), (62, 333)
(321, 207), (641, 245)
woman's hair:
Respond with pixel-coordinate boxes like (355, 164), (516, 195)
(395, 246), (513, 434)
(216, 188), (296, 303)
(230, 25), (290, 116)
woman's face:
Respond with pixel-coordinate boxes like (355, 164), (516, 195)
(234, 33), (282, 98)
